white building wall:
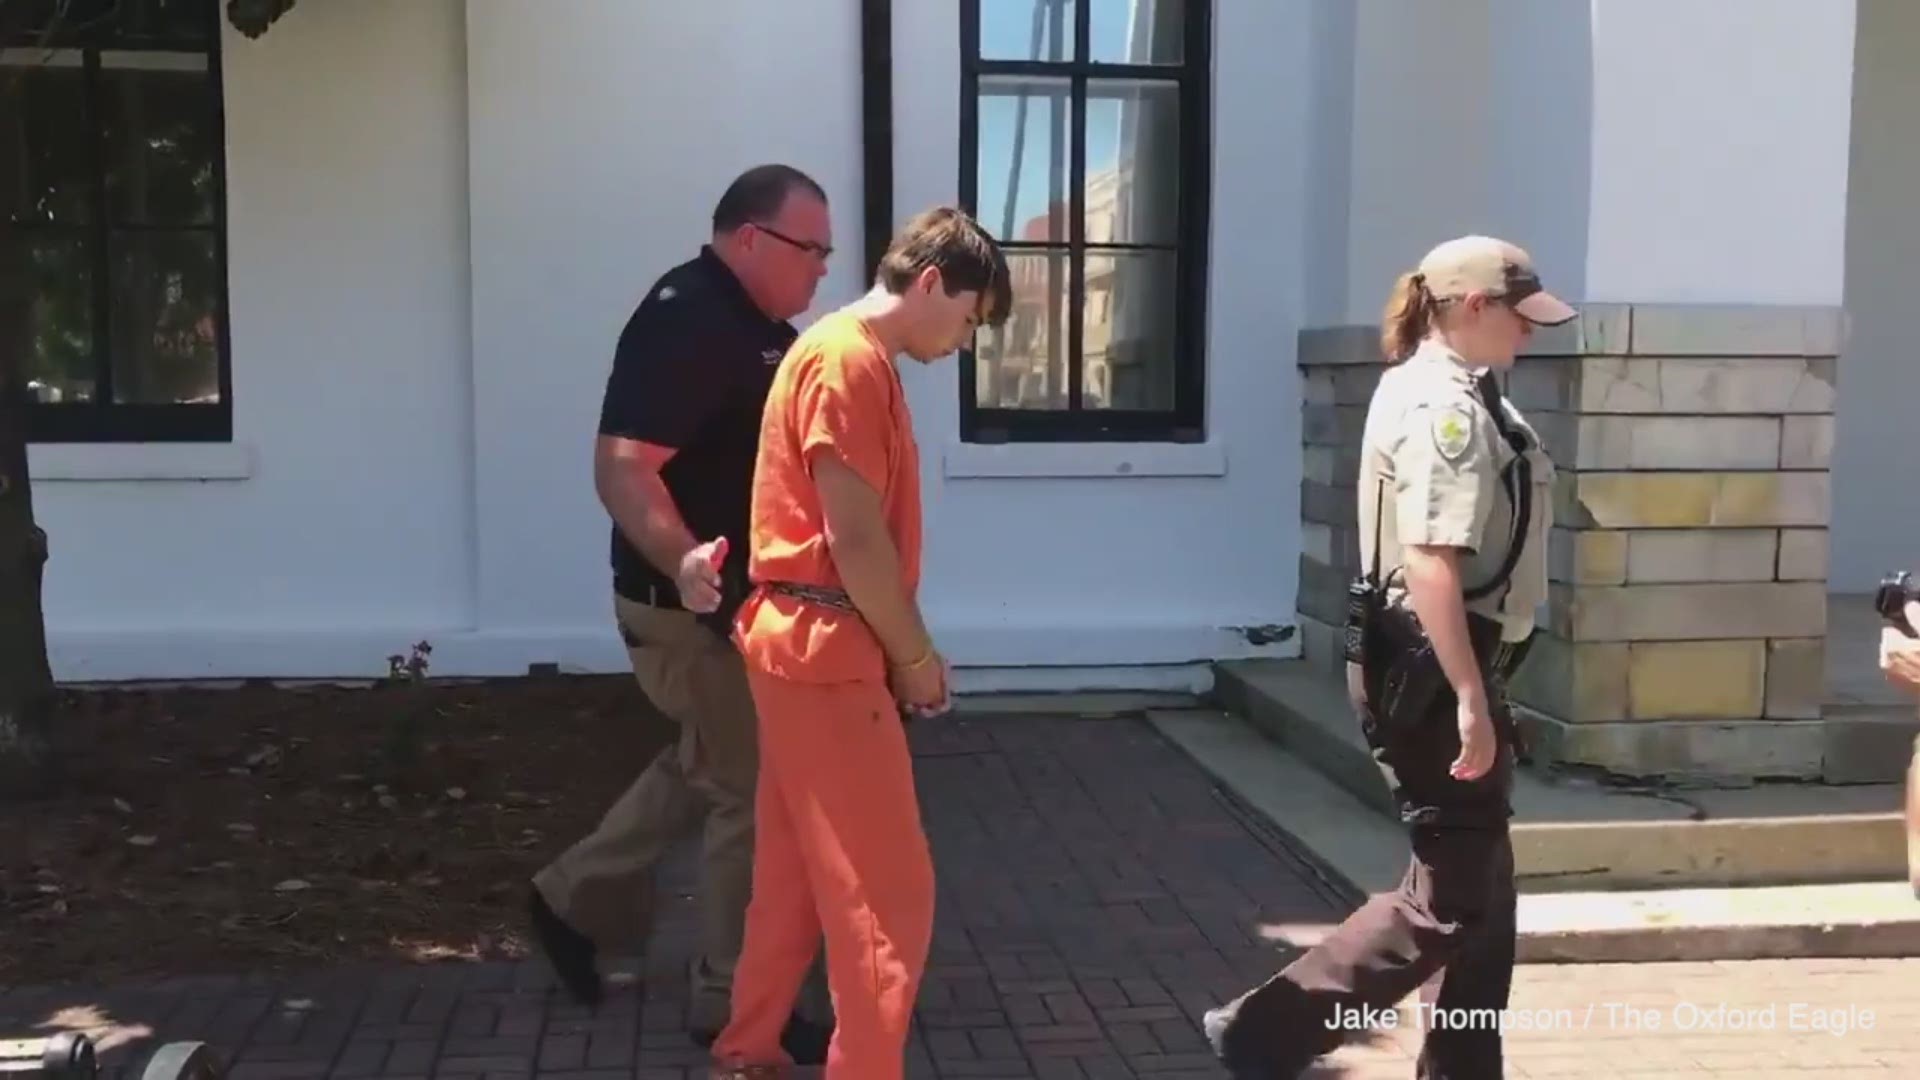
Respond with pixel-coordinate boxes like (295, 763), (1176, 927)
(1580, 0), (1855, 306)
(1336, 0), (1494, 325)
(31, 0), (871, 680)
(1312, 0), (1855, 321)
(34, 0), (1313, 688)
(52, 1), (1863, 683)
(1298, 0), (1355, 329)
(892, 0), (1312, 690)
(1832, 0), (1920, 590)
(32, 0), (478, 677)
(461, 0), (866, 650)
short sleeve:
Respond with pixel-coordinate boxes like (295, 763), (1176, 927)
(1391, 399), (1498, 551)
(794, 339), (892, 495)
(597, 301), (731, 447)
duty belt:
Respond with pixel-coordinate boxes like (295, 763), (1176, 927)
(762, 580), (858, 612)
(1487, 630), (1535, 683)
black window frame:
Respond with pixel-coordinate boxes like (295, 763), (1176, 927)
(4, 0), (234, 444)
(957, 0), (1211, 444)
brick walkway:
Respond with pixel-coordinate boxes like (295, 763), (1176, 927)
(4, 714), (1917, 1079)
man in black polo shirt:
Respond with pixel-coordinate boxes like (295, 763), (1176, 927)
(527, 165), (834, 1060)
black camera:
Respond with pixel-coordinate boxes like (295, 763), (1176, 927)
(1876, 571), (1920, 634)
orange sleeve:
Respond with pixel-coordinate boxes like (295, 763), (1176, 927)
(795, 336), (891, 495)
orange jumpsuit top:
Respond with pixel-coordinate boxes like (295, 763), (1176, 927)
(734, 310), (922, 686)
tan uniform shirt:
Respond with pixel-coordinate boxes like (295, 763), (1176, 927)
(1356, 339), (1555, 642)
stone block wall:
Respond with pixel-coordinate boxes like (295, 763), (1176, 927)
(1293, 305), (1843, 783)
(1296, 326), (1386, 677)
(1506, 305), (1840, 781)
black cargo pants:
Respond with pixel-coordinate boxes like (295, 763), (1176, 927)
(1208, 637), (1523, 1080)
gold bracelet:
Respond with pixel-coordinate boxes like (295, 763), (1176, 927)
(894, 648), (935, 672)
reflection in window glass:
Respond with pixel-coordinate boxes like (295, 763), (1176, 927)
(1083, 250), (1176, 411)
(976, 75), (1073, 244)
(110, 230), (222, 404)
(975, 250), (1071, 410)
(976, 0), (1075, 62)
(1084, 80), (1181, 247)
(1090, 0), (1185, 65)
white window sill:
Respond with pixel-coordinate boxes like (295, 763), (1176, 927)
(29, 442), (255, 482)
(942, 440), (1227, 479)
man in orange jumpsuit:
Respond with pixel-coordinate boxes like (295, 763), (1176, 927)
(709, 206), (1009, 1080)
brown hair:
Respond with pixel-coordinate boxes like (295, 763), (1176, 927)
(1379, 270), (1435, 363)
(711, 164), (827, 233)
(876, 206), (1012, 326)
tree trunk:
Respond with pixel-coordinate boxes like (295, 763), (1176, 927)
(0, 234), (56, 801)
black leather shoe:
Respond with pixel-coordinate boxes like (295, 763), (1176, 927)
(527, 888), (603, 1008)
(779, 1013), (833, 1067)
(1204, 1004), (1285, 1080)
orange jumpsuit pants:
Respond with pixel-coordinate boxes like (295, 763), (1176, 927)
(712, 671), (935, 1080)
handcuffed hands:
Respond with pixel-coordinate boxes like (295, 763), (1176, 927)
(890, 648), (950, 719)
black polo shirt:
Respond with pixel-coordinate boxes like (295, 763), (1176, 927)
(597, 246), (795, 618)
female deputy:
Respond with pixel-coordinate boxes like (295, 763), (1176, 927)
(1203, 235), (1574, 1079)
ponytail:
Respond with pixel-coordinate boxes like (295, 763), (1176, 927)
(1379, 271), (1433, 364)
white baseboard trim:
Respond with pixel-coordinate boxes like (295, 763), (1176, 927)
(46, 617), (1300, 686)
(46, 627), (632, 683)
(935, 618), (1299, 668)
(950, 664), (1216, 695)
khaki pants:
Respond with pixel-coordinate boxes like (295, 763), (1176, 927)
(534, 594), (827, 1027)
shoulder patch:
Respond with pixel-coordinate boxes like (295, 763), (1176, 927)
(1431, 405), (1474, 461)
(655, 285), (677, 301)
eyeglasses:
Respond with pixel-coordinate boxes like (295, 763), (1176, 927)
(754, 223), (833, 261)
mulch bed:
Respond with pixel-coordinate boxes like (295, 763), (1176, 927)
(0, 669), (673, 988)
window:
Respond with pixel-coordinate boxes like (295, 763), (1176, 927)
(959, 0), (1210, 444)
(3, 0), (231, 443)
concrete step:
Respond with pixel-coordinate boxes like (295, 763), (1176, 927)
(1147, 706), (1920, 962)
(1807, 592), (1920, 783)
(1209, 658), (1909, 890)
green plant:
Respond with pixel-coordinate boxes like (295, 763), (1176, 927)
(381, 640), (433, 781)
(387, 640), (432, 683)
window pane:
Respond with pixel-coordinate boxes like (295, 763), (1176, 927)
(1084, 249), (1177, 411)
(109, 229), (222, 404)
(976, 75), (1073, 244)
(110, 0), (216, 44)
(977, 0), (1074, 62)
(101, 53), (218, 225)
(1085, 79), (1180, 246)
(5, 1), (120, 39)
(7, 231), (97, 403)
(0, 54), (92, 225)
(5, 0), (211, 43)
(975, 249), (1069, 410)
(1090, 0), (1185, 64)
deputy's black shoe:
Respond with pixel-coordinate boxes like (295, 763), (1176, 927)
(1204, 1004), (1280, 1080)
(779, 1013), (833, 1067)
(527, 888), (603, 1008)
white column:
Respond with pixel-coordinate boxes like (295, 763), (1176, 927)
(1577, 0), (1856, 305)
(1487, 0), (1860, 782)
(1831, 0), (1920, 589)
(1335, 0), (1495, 325)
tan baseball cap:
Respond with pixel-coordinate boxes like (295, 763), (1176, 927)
(1416, 235), (1577, 327)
